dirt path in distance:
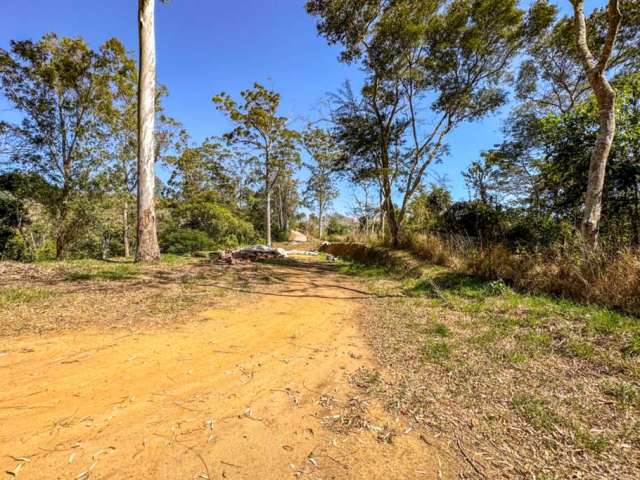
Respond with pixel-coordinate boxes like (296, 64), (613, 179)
(0, 261), (460, 479)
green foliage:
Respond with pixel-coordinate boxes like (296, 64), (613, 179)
(302, 127), (340, 238)
(0, 34), (137, 258)
(213, 83), (300, 244)
(512, 394), (560, 431)
(165, 139), (236, 202)
(159, 229), (213, 255)
(423, 339), (452, 362)
(161, 193), (257, 253)
(309, 0), (547, 243)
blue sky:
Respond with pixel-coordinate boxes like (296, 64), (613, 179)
(0, 0), (606, 214)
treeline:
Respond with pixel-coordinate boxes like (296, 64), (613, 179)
(1, 0), (639, 274)
(305, 0), (639, 251)
(0, 36), (344, 261)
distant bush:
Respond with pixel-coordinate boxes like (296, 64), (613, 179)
(169, 193), (258, 250)
(160, 229), (214, 254)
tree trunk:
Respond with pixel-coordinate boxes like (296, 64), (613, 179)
(385, 204), (401, 247)
(381, 182), (400, 247)
(123, 200), (130, 258)
(571, 0), (622, 249)
(633, 180), (640, 246)
(581, 82), (616, 248)
(266, 189), (272, 247)
(135, 0), (161, 262)
(318, 203), (324, 239)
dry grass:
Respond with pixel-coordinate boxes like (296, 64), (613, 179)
(0, 256), (245, 336)
(341, 260), (640, 479)
(466, 244), (640, 317)
(328, 235), (640, 317)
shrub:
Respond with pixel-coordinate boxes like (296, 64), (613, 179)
(327, 237), (640, 317)
(160, 229), (214, 254)
(172, 193), (257, 248)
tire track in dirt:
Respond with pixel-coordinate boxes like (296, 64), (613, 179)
(0, 262), (459, 479)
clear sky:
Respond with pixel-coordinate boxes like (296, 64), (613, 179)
(0, 0), (606, 214)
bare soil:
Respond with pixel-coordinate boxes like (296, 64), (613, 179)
(0, 259), (460, 479)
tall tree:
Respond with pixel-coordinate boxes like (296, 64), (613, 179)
(213, 83), (300, 247)
(570, 0), (622, 248)
(463, 152), (504, 205)
(302, 127), (339, 238)
(309, 0), (548, 246)
(0, 34), (128, 258)
(136, 0), (161, 261)
(165, 137), (236, 203)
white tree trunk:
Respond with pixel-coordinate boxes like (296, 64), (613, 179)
(136, 0), (161, 261)
(123, 200), (130, 258)
(582, 82), (616, 248)
(571, 0), (622, 249)
(266, 189), (272, 247)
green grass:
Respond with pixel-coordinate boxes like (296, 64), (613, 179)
(342, 257), (640, 364)
(423, 339), (453, 362)
(0, 286), (54, 308)
(600, 380), (639, 408)
(517, 331), (552, 353)
(66, 264), (140, 281)
(431, 322), (451, 337)
(60, 259), (144, 282)
(512, 394), (562, 431)
(338, 261), (391, 278)
(573, 425), (610, 454)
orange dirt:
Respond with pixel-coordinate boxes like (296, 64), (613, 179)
(0, 262), (459, 479)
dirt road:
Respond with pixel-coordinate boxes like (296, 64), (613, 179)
(0, 261), (458, 479)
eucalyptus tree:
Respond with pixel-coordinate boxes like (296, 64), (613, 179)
(213, 83), (300, 247)
(136, 0), (166, 261)
(514, 1), (639, 247)
(165, 138), (236, 203)
(463, 152), (504, 206)
(0, 34), (130, 258)
(302, 127), (340, 238)
(570, 0), (621, 248)
(308, 0), (549, 246)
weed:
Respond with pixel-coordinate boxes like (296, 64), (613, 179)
(423, 339), (452, 362)
(573, 425), (610, 454)
(622, 334), (640, 357)
(518, 331), (552, 353)
(563, 339), (596, 360)
(512, 394), (560, 430)
(0, 287), (54, 307)
(601, 381), (639, 408)
(431, 322), (451, 337)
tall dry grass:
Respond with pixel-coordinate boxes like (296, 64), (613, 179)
(331, 232), (640, 317)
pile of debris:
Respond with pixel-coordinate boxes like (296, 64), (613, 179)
(210, 245), (288, 264)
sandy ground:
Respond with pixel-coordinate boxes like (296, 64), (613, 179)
(0, 261), (459, 479)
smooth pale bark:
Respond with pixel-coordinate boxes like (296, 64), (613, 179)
(135, 0), (161, 261)
(318, 203), (324, 239)
(266, 190), (272, 247)
(265, 151), (273, 247)
(571, 0), (622, 249)
(123, 200), (130, 258)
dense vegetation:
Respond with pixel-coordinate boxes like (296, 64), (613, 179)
(0, 0), (638, 313)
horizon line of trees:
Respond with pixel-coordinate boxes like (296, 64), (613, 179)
(1, 0), (639, 263)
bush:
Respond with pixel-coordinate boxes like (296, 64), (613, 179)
(160, 229), (214, 254)
(328, 238), (640, 317)
(174, 193), (257, 247)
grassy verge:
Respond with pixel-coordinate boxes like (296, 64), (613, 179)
(0, 256), (236, 335)
(340, 258), (640, 478)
